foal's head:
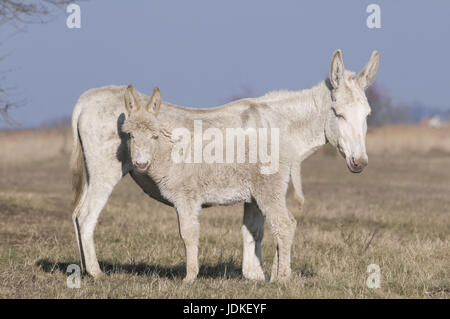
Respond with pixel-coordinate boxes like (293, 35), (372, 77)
(325, 50), (379, 173)
(122, 85), (162, 173)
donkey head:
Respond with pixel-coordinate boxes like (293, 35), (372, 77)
(122, 85), (162, 173)
(325, 50), (379, 173)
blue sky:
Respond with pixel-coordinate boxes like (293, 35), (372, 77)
(1, 0), (449, 127)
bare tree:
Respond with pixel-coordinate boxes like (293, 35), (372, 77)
(0, 0), (75, 28)
(0, 0), (82, 126)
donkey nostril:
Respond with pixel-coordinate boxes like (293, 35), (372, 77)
(351, 157), (368, 170)
(351, 157), (363, 169)
(135, 161), (149, 169)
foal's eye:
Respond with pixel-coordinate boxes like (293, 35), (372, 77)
(152, 134), (159, 139)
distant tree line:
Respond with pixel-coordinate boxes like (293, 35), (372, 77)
(366, 83), (449, 126)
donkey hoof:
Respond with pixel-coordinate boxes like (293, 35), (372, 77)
(243, 270), (266, 281)
(270, 273), (291, 283)
(87, 268), (104, 280)
(92, 272), (105, 280)
(182, 275), (197, 283)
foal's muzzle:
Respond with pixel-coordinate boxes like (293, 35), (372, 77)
(134, 161), (149, 172)
(347, 156), (368, 173)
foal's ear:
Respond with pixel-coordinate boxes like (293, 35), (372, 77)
(146, 86), (161, 115)
(330, 49), (345, 89)
(124, 85), (140, 114)
(357, 50), (379, 89)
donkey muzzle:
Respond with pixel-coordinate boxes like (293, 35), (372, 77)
(134, 161), (149, 172)
(348, 156), (368, 173)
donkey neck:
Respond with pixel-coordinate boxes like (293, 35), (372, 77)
(271, 80), (333, 161)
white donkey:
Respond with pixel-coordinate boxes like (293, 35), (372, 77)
(71, 50), (379, 282)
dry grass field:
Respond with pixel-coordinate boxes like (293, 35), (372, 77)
(0, 125), (449, 298)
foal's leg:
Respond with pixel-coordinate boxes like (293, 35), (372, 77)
(242, 201), (266, 280)
(255, 195), (297, 282)
(175, 201), (201, 282)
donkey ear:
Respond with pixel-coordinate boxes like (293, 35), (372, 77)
(330, 49), (345, 89)
(124, 85), (140, 114)
(146, 86), (162, 115)
(357, 50), (379, 89)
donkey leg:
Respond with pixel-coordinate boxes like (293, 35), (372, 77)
(256, 198), (297, 282)
(268, 209), (297, 282)
(72, 185), (88, 273)
(73, 180), (116, 278)
(271, 207), (297, 282)
(242, 201), (266, 280)
(175, 202), (201, 283)
(290, 162), (305, 209)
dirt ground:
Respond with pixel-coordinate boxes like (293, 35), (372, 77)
(0, 127), (449, 298)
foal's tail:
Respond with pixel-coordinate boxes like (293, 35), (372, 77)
(70, 104), (86, 210)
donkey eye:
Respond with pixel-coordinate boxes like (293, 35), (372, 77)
(332, 107), (345, 120)
(152, 134), (159, 139)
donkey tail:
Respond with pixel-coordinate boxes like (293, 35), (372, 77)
(70, 105), (86, 210)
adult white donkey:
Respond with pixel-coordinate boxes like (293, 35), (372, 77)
(71, 49), (379, 282)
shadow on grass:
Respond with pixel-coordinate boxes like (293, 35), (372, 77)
(35, 258), (242, 279)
